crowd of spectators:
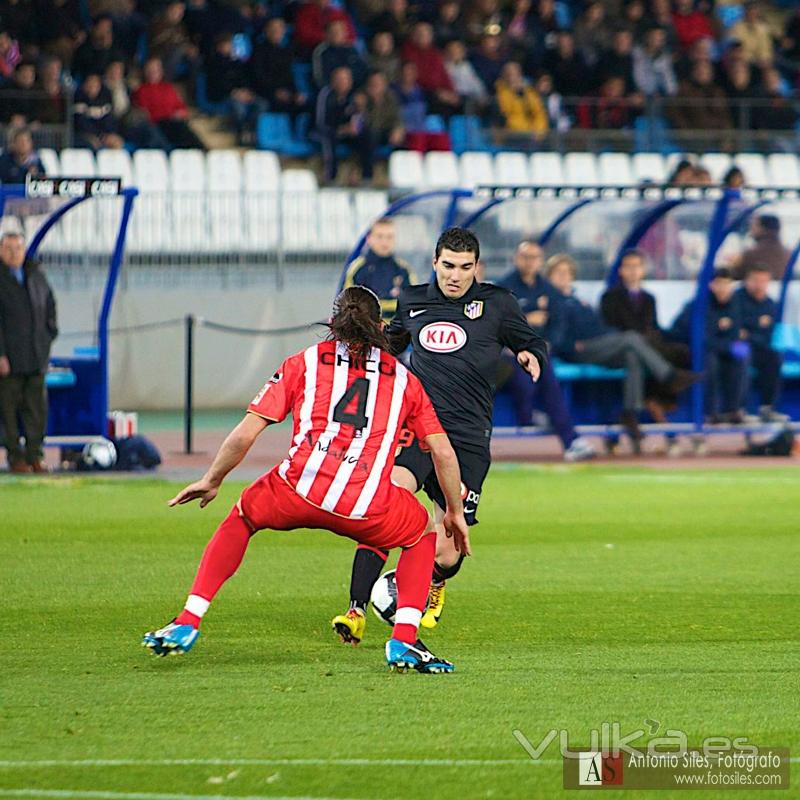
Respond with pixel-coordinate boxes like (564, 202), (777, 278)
(0, 1), (799, 181)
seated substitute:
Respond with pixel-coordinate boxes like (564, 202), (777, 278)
(546, 253), (700, 444)
(600, 248), (690, 421)
(669, 267), (748, 424)
(736, 265), (785, 422)
(342, 217), (416, 322)
(497, 239), (595, 461)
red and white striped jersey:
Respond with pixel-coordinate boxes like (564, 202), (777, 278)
(248, 340), (444, 519)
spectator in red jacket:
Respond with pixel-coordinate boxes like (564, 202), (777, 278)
(293, 0), (356, 58)
(401, 21), (461, 116)
(132, 56), (205, 150)
(672, 0), (715, 53)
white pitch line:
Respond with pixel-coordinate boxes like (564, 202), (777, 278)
(0, 758), (556, 769)
(0, 790), (360, 800)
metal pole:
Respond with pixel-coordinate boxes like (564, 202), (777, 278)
(184, 314), (195, 454)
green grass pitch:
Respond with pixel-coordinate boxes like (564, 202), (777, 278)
(2, 466), (799, 800)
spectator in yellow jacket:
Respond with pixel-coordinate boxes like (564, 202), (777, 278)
(494, 61), (549, 141)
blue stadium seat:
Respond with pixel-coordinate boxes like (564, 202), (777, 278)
(257, 113), (313, 157)
(195, 72), (228, 115)
(552, 360), (626, 381)
(634, 116), (677, 154)
(448, 115), (494, 155)
(425, 114), (446, 133)
(781, 362), (800, 379)
(292, 63), (313, 97)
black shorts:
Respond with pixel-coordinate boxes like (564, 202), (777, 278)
(395, 438), (490, 527)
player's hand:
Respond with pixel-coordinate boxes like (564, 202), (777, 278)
(517, 350), (541, 382)
(0, 356), (9, 377)
(168, 478), (219, 508)
(443, 509), (471, 556)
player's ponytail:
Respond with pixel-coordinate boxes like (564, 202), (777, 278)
(328, 285), (391, 362)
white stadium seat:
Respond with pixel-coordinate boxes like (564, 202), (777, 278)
(631, 152), (667, 184)
(243, 150), (281, 191)
(734, 153), (768, 187)
(38, 148), (60, 176)
(563, 152), (599, 186)
(698, 153), (732, 183)
(207, 150), (244, 250)
(494, 152), (530, 184)
(57, 149), (98, 252)
(96, 149), (133, 185)
(168, 149), (208, 251)
(281, 169), (319, 252)
(423, 151), (459, 188)
(317, 189), (355, 249)
(95, 150), (134, 252)
(597, 153), (635, 186)
(459, 151), (494, 188)
(353, 190), (389, 233)
(767, 153), (800, 188)
(130, 150), (170, 252)
(242, 152), (281, 251)
(529, 152), (564, 186)
(388, 150), (423, 188)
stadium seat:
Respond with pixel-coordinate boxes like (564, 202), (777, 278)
(38, 148), (60, 176)
(57, 149), (98, 252)
(597, 153), (635, 186)
(459, 151), (494, 188)
(767, 154), (800, 188)
(423, 151), (459, 188)
(448, 115), (493, 154)
(97, 149), (133, 185)
(242, 151), (280, 250)
(207, 150), (244, 251)
(256, 113), (312, 157)
(494, 152), (530, 184)
(353, 190), (389, 233)
(169, 149), (208, 251)
(130, 150), (170, 253)
(631, 152), (667, 184)
(699, 153), (732, 183)
(94, 150), (134, 252)
(563, 152), (599, 186)
(734, 153), (768, 187)
(243, 150), (281, 191)
(280, 169), (320, 251)
(388, 150), (424, 189)
(529, 152), (564, 186)
(317, 189), (355, 250)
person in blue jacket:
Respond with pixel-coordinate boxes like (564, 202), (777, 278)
(496, 239), (595, 462)
(546, 252), (700, 444)
(343, 217), (416, 322)
(669, 267), (749, 423)
(736, 265), (785, 421)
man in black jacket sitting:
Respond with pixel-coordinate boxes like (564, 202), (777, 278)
(0, 231), (58, 473)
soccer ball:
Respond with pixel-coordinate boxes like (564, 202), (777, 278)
(370, 569), (428, 626)
(82, 439), (117, 470)
(370, 569), (398, 625)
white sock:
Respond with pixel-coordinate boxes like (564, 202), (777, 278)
(184, 594), (210, 619)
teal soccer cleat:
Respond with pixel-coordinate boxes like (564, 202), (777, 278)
(142, 620), (199, 657)
(385, 638), (454, 674)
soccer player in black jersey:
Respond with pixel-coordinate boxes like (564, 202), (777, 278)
(332, 227), (549, 643)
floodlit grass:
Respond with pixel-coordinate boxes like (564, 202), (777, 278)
(2, 466), (798, 799)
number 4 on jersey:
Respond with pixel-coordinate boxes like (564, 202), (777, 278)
(333, 378), (370, 430)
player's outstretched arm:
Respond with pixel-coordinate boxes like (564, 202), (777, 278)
(425, 433), (471, 556)
(168, 413), (268, 508)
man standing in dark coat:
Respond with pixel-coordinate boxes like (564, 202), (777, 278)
(0, 231), (58, 473)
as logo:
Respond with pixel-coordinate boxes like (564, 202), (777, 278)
(464, 300), (484, 320)
(252, 371), (282, 404)
(420, 322), (467, 353)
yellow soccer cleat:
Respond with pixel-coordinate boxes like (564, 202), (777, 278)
(332, 608), (366, 646)
(420, 582), (446, 629)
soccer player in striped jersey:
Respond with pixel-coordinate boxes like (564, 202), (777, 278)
(143, 286), (469, 673)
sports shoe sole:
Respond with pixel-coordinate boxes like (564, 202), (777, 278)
(142, 636), (189, 657)
(332, 620), (362, 646)
(387, 661), (454, 674)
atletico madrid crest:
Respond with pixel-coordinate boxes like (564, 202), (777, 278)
(463, 300), (484, 320)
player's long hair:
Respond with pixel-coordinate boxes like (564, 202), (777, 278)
(328, 285), (391, 362)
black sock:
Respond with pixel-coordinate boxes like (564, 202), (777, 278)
(349, 546), (389, 611)
(432, 555), (465, 584)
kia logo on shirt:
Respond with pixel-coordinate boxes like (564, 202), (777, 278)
(419, 322), (468, 353)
